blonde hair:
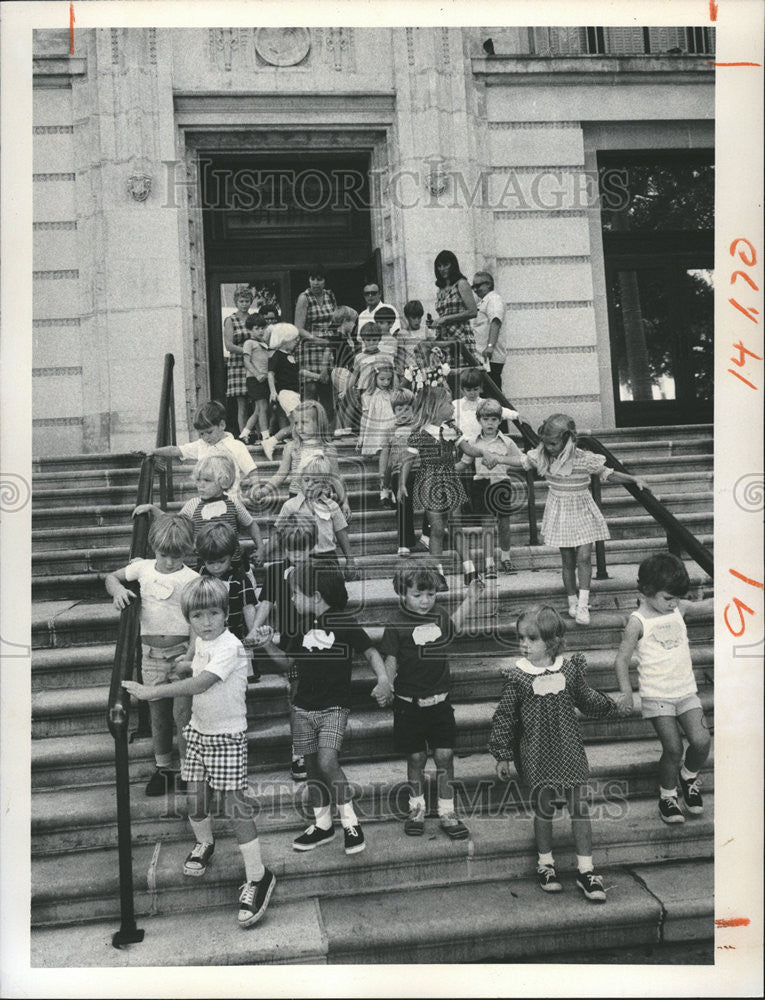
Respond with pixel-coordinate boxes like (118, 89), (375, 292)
(539, 412), (577, 444)
(181, 576), (229, 619)
(333, 305), (358, 326)
(290, 400), (331, 445)
(149, 513), (194, 557)
(191, 454), (236, 491)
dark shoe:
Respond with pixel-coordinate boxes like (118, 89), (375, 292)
(291, 756), (308, 782)
(537, 864), (563, 893)
(404, 804), (425, 836)
(678, 773), (703, 815)
(145, 767), (182, 797)
(183, 841), (214, 877)
(440, 812), (469, 840)
(293, 824), (335, 851)
(343, 823), (366, 855)
(659, 794), (685, 824)
(501, 559), (514, 574)
(576, 870), (606, 903)
(237, 868), (276, 928)
(485, 564), (497, 581)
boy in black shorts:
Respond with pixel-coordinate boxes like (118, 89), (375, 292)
(381, 562), (482, 839)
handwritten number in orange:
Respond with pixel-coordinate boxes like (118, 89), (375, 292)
(731, 270), (759, 292)
(724, 570), (763, 637)
(730, 239), (757, 266)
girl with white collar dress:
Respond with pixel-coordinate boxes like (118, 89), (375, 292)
(489, 605), (626, 903)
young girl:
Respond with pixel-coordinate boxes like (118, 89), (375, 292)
(223, 287), (255, 435)
(379, 388), (418, 553)
(358, 358), (396, 458)
(479, 413), (649, 624)
(251, 562), (392, 856)
(105, 514), (199, 796)
(238, 311), (273, 446)
(489, 605), (624, 902)
(262, 323), (303, 461)
(123, 576), (276, 929)
(398, 380), (467, 572)
(613, 553), (713, 825)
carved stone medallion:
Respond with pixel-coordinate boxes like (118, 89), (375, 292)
(254, 27), (310, 66)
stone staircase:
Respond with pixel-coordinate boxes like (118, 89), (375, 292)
(30, 425), (715, 967)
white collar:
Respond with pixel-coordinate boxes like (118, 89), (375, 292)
(516, 655), (564, 675)
(478, 430), (509, 446)
(424, 423), (441, 439)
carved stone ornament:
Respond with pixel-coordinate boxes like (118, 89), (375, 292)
(127, 173), (152, 202)
(254, 27), (311, 66)
(426, 164), (449, 197)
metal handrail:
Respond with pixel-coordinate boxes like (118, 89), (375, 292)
(451, 340), (714, 577)
(106, 353), (176, 948)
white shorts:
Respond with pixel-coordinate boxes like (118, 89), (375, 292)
(278, 389), (301, 416)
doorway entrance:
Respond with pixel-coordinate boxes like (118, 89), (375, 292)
(202, 153), (378, 415)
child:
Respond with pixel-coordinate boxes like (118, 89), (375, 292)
(489, 605), (624, 902)
(613, 553), (713, 825)
(196, 521), (259, 648)
(398, 381), (467, 572)
(333, 321), (384, 435)
(379, 388), (418, 553)
(273, 456), (357, 576)
(375, 305), (399, 359)
(358, 358), (396, 458)
(238, 312), (272, 447)
(262, 323), (303, 460)
(105, 513), (199, 796)
(250, 401), (349, 519)
(452, 368), (519, 444)
(394, 300), (429, 378)
(223, 287), (255, 436)
(381, 562), (482, 839)
(329, 305), (359, 432)
(248, 516), (317, 781)
(123, 577), (275, 928)
(456, 397), (523, 580)
(251, 562), (393, 855)
(478, 413), (649, 625)
(135, 454), (264, 569)
(145, 399), (257, 503)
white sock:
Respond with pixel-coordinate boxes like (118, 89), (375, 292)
(537, 851), (554, 867)
(500, 549), (512, 562)
(437, 797), (455, 818)
(189, 815), (214, 845)
(485, 556), (496, 570)
(409, 794), (426, 812)
(660, 786), (678, 800)
(239, 837), (266, 883)
(567, 595), (578, 612)
(436, 563), (445, 578)
(338, 801), (359, 828)
(577, 855), (594, 874)
(155, 752), (173, 769)
(680, 763), (698, 781)
(463, 559), (476, 575)
(421, 534), (430, 549)
(313, 804), (333, 830)
(578, 588), (590, 608)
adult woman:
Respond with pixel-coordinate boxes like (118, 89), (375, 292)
(223, 286), (255, 434)
(429, 250), (478, 355)
(294, 264), (338, 418)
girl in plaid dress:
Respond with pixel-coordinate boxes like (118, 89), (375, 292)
(123, 577), (276, 929)
(489, 605), (626, 902)
(479, 413), (649, 625)
(224, 287), (255, 436)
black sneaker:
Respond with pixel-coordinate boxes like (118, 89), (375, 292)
(659, 794), (685, 824)
(343, 823), (365, 855)
(291, 757), (308, 782)
(576, 870), (606, 903)
(537, 864), (563, 893)
(145, 767), (182, 797)
(237, 868), (276, 928)
(293, 824), (335, 851)
(678, 773), (704, 815)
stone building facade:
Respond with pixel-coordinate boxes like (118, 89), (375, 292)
(32, 25), (715, 456)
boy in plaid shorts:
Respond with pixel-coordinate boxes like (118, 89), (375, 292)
(123, 576), (276, 929)
(252, 562), (392, 855)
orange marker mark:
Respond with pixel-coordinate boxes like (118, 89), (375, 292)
(730, 568), (765, 589)
(715, 917), (750, 928)
(69, 3), (75, 55)
(709, 61), (762, 67)
(709, 0), (718, 20)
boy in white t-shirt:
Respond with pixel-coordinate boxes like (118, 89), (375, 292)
(613, 553), (713, 826)
(144, 399), (258, 502)
(452, 368), (519, 442)
(123, 576), (276, 929)
(238, 312), (273, 446)
(105, 513), (199, 796)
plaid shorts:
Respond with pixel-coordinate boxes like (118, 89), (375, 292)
(292, 706), (350, 756)
(181, 725), (248, 790)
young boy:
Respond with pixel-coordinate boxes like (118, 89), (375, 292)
(375, 304), (399, 360)
(613, 553), (713, 825)
(381, 563), (481, 838)
(105, 513), (199, 796)
(252, 562), (392, 855)
(196, 520), (259, 648)
(379, 388), (418, 554)
(456, 398), (524, 579)
(263, 323), (303, 460)
(145, 399), (257, 502)
(452, 368), (520, 444)
(238, 312), (272, 446)
(333, 321), (383, 434)
(395, 300), (429, 377)
(123, 576), (276, 928)
(248, 515), (317, 780)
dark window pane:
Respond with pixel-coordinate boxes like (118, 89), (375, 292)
(608, 269), (677, 402)
(600, 162), (714, 232)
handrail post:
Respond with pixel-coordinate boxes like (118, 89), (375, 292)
(166, 372), (175, 503)
(590, 474), (609, 579)
(111, 714), (145, 947)
(526, 470), (539, 546)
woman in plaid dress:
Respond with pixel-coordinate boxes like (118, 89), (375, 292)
(428, 249), (478, 358)
(224, 287), (254, 435)
(294, 265), (338, 418)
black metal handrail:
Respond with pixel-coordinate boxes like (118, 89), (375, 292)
(451, 340), (714, 578)
(106, 353), (176, 948)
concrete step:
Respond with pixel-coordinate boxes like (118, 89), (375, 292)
(30, 688), (714, 791)
(30, 795), (714, 928)
(29, 857), (713, 966)
(31, 741), (715, 855)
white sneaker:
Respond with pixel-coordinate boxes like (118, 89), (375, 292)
(575, 605), (590, 625)
(420, 535), (430, 551)
(397, 547), (411, 557)
(261, 436), (276, 461)
(334, 427), (353, 437)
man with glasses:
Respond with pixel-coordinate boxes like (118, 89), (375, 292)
(357, 282), (400, 344)
(470, 271), (507, 393)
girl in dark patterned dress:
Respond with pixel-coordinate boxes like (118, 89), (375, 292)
(489, 605), (626, 903)
(224, 286), (255, 436)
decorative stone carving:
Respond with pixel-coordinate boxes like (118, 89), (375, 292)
(254, 27), (310, 66)
(209, 28), (247, 71)
(324, 28), (354, 71)
(425, 163), (449, 197)
(127, 173), (152, 202)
